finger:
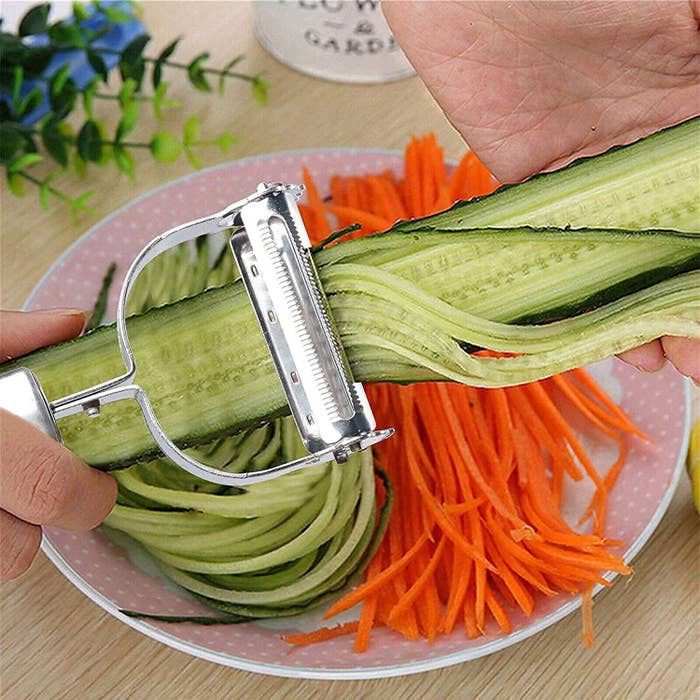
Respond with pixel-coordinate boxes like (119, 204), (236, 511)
(618, 340), (666, 373)
(661, 336), (700, 383)
(1, 309), (88, 361)
(0, 509), (42, 580)
(0, 410), (117, 531)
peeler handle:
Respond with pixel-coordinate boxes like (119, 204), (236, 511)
(0, 367), (62, 442)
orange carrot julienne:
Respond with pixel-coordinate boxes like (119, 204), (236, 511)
(282, 621), (359, 646)
(388, 535), (447, 625)
(572, 368), (642, 430)
(485, 587), (513, 634)
(354, 548), (384, 653)
(324, 204), (392, 233)
(581, 586), (595, 647)
(322, 531), (432, 620)
(443, 496), (486, 515)
(302, 167), (331, 239)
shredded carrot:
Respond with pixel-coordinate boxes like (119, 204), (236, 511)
(581, 585), (595, 647)
(302, 167), (331, 239)
(282, 134), (639, 652)
(282, 621), (359, 646)
(322, 531), (432, 620)
(324, 204), (392, 234)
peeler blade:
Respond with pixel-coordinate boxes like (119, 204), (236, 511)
(231, 183), (385, 462)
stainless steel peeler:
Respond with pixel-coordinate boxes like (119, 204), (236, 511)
(0, 183), (393, 486)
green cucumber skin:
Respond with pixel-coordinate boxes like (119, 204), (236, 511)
(507, 255), (700, 326)
(394, 117), (700, 234)
(5, 118), (700, 469)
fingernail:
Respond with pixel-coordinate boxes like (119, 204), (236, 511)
(30, 308), (91, 334)
(629, 359), (667, 374)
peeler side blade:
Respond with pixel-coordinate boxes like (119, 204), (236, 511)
(231, 184), (385, 463)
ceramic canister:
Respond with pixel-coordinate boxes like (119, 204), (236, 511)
(254, 0), (415, 83)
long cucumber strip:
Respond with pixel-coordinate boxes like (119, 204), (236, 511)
(143, 461), (359, 574)
(393, 117), (699, 233)
(113, 463), (329, 517)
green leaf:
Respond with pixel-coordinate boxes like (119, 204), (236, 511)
(152, 36), (180, 89)
(116, 101), (139, 141)
(158, 36), (181, 62)
(70, 190), (97, 221)
(23, 134), (39, 153)
(87, 49), (109, 82)
(120, 34), (149, 89)
(152, 61), (163, 90)
(72, 190), (95, 208)
(8, 153), (43, 173)
(0, 129), (24, 163)
(216, 132), (238, 153)
(50, 65), (72, 95)
(94, 119), (111, 165)
(217, 55), (243, 95)
(113, 145), (135, 178)
(182, 115), (199, 145)
(72, 3), (90, 22)
(76, 120), (103, 162)
(187, 52), (211, 92)
(39, 181), (50, 210)
(151, 81), (179, 121)
(82, 77), (98, 118)
(41, 120), (69, 167)
(48, 21), (85, 48)
(7, 172), (25, 197)
(150, 131), (182, 163)
(12, 66), (23, 107)
(22, 46), (53, 76)
(251, 77), (270, 106)
(184, 147), (202, 170)
(119, 58), (145, 90)
(18, 4), (50, 36)
(49, 73), (78, 121)
(121, 34), (150, 65)
(118, 78), (138, 107)
(17, 86), (43, 118)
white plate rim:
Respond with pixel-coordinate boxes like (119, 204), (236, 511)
(26, 148), (692, 680)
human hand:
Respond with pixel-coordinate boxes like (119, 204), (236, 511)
(383, 0), (700, 182)
(0, 310), (117, 580)
(384, 0), (700, 382)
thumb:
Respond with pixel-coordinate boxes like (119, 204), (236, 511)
(1, 309), (89, 361)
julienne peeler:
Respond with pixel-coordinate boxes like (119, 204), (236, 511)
(0, 183), (394, 487)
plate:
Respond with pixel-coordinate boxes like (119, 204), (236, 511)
(26, 149), (691, 679)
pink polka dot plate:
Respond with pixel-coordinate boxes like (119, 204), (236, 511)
(27, 149), (692, 679)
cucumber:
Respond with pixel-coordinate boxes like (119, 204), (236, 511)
(393, 116), (699, 234)
(6, 118), (700, 470)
